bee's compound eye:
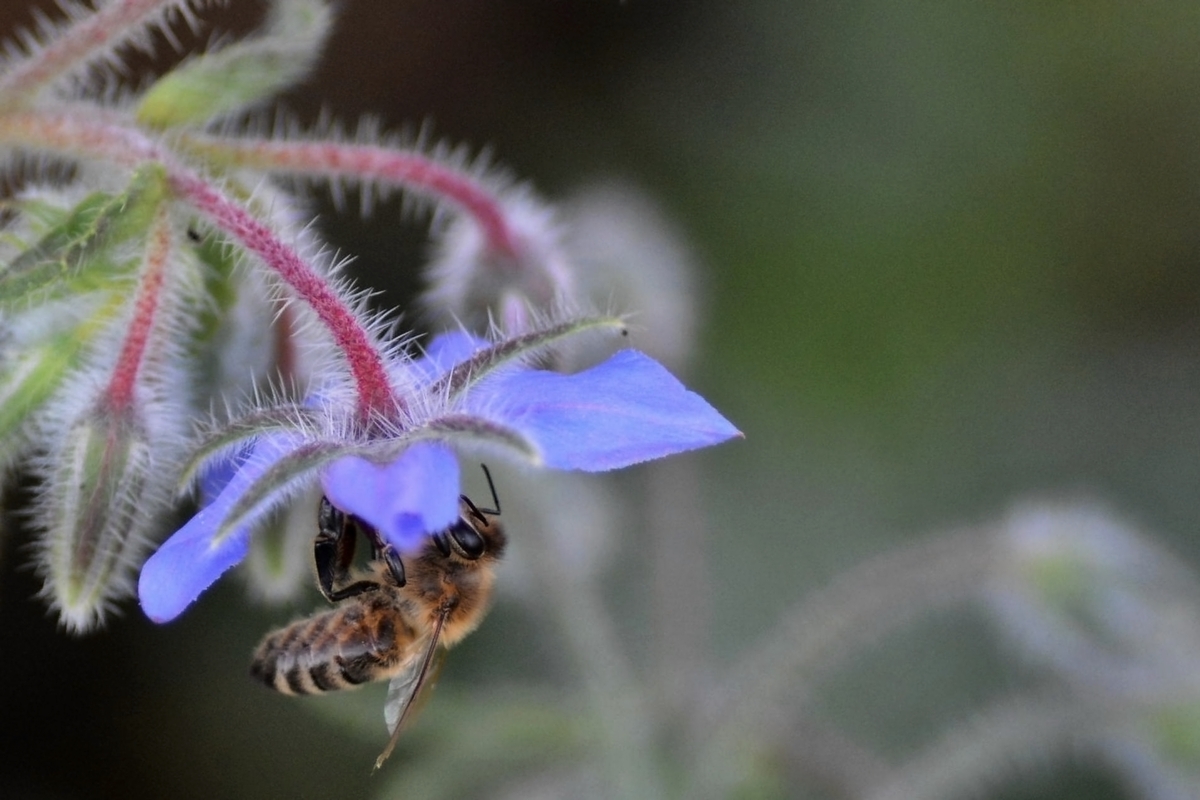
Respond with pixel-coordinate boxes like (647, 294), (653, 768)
(449, 519), (486, 560)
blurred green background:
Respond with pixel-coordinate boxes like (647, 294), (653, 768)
(4, 1), (1200, 798)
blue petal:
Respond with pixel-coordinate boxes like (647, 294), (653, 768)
(321, 442), (461, 551)
(197, 444), (248, 505)
(423, 331), (487, 374)
(466, 349), (741, 471)
(401, 331), (488, 384)
(138, 434), (303, 623)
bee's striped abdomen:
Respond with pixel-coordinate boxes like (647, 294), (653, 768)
(250, 593), (417, 696)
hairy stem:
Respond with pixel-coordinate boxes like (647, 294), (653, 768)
(0, 109), (160, 164)
(646, 458), (711, 731)
(171, 170), (398, 420)
(523, 519), (665, 800)
(0, 0), (191, 105)
(687, 527), (998, 799)
(104, 209), (171, 412)
(0, 110), (398, 421)
(179, 134), (521, 256)
(863, 691), (1128, 800)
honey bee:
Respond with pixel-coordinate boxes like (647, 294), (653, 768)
(250, 467), (506, 769)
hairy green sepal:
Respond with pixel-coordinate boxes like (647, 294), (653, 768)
(136, 0), (333, 128)
(0, 165), (169, 312)
(46, 412), (152, 631)
(0, 322), (96, 446)
(430, 315), (628, 402)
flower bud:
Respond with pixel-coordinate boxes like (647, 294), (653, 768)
(242, 485), (322, 603)
(987, 500), (1200, 694)
(422, 189), (575, 335)
(36, 405), (167, 632)
(559, 180), (700, 372)
(190, 242), (280, 405)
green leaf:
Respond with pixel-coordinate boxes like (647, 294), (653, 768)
(0, 306), (115, 445)
(135, 0), (333, 128)
(0, 344), (77, 443)
(6, 194), (79, 231)
(0, 165), (169, 312)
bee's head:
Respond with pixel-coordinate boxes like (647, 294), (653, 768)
(430, 499), (506, 562)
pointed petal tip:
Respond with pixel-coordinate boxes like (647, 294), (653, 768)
(139, 432), (310, 623)
(469, 348), (741, 472)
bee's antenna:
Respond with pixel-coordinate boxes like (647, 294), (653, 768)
(472, 463), (500, 517)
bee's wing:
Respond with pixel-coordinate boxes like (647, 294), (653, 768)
(382, 640), (445, 732)
(374, 611), (448, 770)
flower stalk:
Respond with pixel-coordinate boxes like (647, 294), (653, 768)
(102, 202), (171, 413)
(178, 134), (522, 257)
(0, 0), (197, 106)
(168, 169), (398, 421)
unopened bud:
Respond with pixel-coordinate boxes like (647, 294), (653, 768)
(423, 190), (575, 334)
(559, 180), (700, 372)
(37, 406), (165, 632)
(242, 486), (322, 603)
(988, 501), (1200, 694)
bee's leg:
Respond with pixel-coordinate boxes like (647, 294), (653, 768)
(315, 496), (381, 602)
(378, 544), (406, 587)
(354, 521), (407, 588)
(323, 577), (385, 601)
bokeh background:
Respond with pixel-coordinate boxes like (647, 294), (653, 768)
(3, 1), (1200, 798)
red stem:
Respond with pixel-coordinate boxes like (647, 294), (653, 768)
(105, 211), (171, 413)
(0, 111), (403, 421)
(181, 136), (521, 257)
(0, 0), (177, 104)
(171, 170), (399, 421)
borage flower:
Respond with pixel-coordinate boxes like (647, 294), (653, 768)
(137, 317), (740, 622)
